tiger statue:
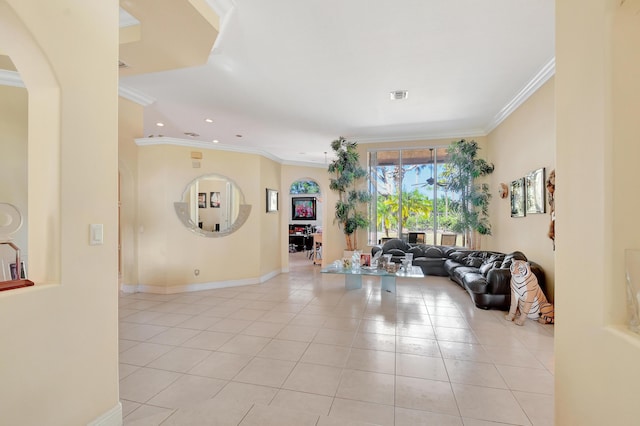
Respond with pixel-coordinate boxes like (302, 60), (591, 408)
(505, 260), (555, 325)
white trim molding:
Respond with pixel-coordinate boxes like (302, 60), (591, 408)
(484, 57), (556, 134)
(135, 136), (329, 168)
(120, 269), (283, 294)
(88, 402), (122, 426)
(356, 129), (486, 144)
(135, 136), (282, 163)
(118, 85), (156, 106)
(0, 69), (25, 88)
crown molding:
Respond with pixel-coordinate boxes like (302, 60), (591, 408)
(0, 70), (25, 88)
(280, 159), (328, 169)
(204, 0), (236, 17)
(135, 136), (283, 162)
(484, 57), (556, 134)
(119, 7), (140, 28)
(136, 137), (329, 168)
(118, 85), (156, 106)
(355, 128), (487, 144)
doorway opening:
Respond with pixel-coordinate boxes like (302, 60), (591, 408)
(288, 179), (323, 269)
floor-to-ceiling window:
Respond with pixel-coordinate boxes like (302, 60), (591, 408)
(369, 147), (460, 245)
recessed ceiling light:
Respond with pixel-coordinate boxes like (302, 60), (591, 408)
(156, 122), (165, 127)
(205, 118), (213, 123)
(212, 139), (219, 144)
(390, 90), (409, 100)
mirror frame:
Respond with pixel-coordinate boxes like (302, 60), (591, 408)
(174, 173), (251, 237)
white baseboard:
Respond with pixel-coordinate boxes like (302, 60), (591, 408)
(88, 402), (122, 426)
(119, 269), (284, 294)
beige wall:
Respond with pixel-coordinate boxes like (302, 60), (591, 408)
(259, 156), (282, 276)
(135, 144), (282, 291)
(119, 98), (143, 287)
(0, 1), (120, 425)
(555, 0), (640, 423)
(486, 78), (556, 300)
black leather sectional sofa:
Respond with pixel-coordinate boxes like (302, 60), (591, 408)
(371, 239), (546, 310)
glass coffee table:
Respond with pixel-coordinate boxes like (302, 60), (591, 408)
(321, 265), (424, 293)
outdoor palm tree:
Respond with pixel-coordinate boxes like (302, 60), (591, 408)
(376, 195), (396, 237)
(384, 189), (433, 232)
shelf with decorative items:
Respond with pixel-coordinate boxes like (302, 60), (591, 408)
(0, 203), (34, 291)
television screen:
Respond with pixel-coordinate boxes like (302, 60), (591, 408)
(291, 197), (316, 221)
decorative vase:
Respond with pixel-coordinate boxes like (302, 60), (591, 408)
(351, 250), (361, 271)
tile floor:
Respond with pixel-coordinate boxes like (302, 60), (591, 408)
(119, 252), (554, 426)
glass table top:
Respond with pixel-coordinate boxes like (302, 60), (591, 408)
(321, 265), (424, 278)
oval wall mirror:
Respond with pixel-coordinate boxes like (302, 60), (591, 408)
(174, 174), (251, 237)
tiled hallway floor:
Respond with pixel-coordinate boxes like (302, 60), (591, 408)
(119, 252), (554, 425)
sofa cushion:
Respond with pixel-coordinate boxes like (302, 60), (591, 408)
(407, 246), (424, 257)
(382, 239), (411, 252)
(463, 273), (488, 293)
(464, 257), (483, 268)
(442, 246), (460, 257)
(451, 266), (480, 284)
(479, 261), (494, 276)
(413, 257), (448, 276)
(500, 251), (528, 269)
(423, 246), (445, 258)
(449, 251), (468, 262)
(387, 248), (407, 257)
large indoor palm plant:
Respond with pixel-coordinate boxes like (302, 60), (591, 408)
(328, 137), (371, 251)
(443, 139), (494, 248)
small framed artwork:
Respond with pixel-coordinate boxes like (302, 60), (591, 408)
(266, 188), (278, 213)
(510, 178), (525, 218)
(198, 192), (207, 208)
(292, 197), (316, 221)
(210, 191), (221, 208)
(525, 167), (546, 214)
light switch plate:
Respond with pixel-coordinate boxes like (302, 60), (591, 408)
(90, 224), (103, 245)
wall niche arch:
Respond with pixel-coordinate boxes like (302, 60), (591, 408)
(0, 1), (62, 284)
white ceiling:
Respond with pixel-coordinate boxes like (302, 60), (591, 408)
(119, 0), (555, 165)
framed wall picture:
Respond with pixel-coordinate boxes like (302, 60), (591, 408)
(510, 178), (525, 218)
(210, 191), (221, 208)
(198, 192), (207, 208)
(292, 197), (316, 221)
(266, 188), (278, 213)
(525, 167), (546, 214)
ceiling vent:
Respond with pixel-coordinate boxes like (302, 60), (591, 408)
(184, 132), (200, 137)
(390, 90), (409, 100)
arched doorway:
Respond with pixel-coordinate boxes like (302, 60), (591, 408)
(288, 178), (323, 269)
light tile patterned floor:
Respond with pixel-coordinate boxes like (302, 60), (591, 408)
(119, 252), (554, 426)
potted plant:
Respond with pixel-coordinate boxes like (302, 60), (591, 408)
(328, 137), (371, 251)
(443, 139), (494, 248)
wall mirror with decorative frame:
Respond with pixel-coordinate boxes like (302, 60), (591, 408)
(174, 173), (251, 237)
